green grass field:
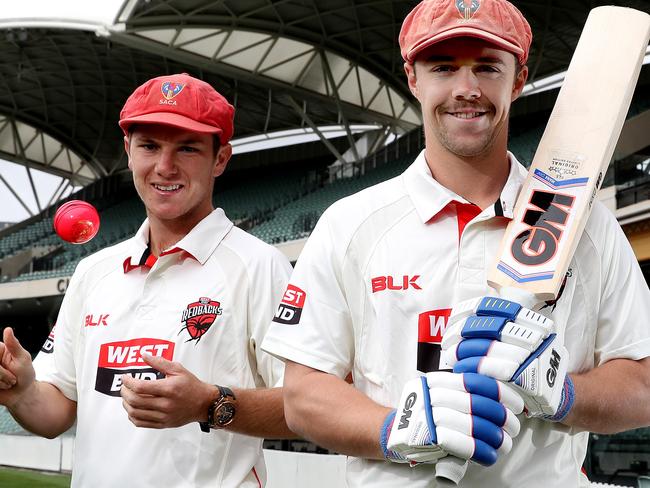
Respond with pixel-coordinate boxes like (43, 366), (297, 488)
(0, 467), (71, 487)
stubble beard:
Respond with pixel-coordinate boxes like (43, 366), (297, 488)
(432, 109), (503, 159)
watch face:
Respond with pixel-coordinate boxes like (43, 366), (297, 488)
(215, 402), (236, 426)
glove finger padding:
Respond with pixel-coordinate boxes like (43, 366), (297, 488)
(440, 296), (571, 420)
(442, 296), (554, 352)
(385, 372), (522, 466)
(444, 339), (531, 381)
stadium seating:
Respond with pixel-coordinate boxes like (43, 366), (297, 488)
(0, 407), (28, 435)
(249, 157), (412, 243)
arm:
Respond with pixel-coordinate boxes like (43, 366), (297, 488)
(120, 353), (296, 438)
(283, 360), (390, 459)
(0, 328), (76, 438)
(563, 357), (650, 434)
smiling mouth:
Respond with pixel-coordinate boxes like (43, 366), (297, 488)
(153, 184), (182, 192)
(449, 112), (486, 119)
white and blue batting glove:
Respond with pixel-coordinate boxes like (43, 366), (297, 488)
(381, 372), (523, 466)
(441, 296), (574, 421)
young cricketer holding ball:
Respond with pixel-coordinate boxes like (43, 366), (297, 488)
(0, 73), (294, 487)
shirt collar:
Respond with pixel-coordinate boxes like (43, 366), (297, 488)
(403, 150), (527, 223)
(123, 208), (234, 273)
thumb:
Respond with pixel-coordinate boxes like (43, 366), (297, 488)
(3, 328), (26, 357)
(141, 353), (178, 375)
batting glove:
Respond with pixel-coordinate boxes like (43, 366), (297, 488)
(441, 296), (574, 421)
(381, 372), (523, 466)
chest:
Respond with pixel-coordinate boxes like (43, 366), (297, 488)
(75, 254), (252, 396)
(346, 211), (594, 400)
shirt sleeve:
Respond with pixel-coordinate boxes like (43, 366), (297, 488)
(248, 246), (293, 388)
(261, 209), (355, 379)
(33, 268), (85, 402)
(592, 205), (650, 365)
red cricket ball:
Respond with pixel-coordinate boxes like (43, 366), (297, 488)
(53, 200), (100, 244)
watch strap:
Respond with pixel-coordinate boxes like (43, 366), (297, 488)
(199, 385), (236, 433)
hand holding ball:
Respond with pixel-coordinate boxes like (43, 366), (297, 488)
(53, 200), (100, 244)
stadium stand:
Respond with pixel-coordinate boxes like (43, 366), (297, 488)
(249, 157), (412, 243)
(0, 407), (28, 436)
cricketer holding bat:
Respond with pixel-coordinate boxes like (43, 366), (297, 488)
(0, 73), (294, 487)
(262, 0), (650, 486)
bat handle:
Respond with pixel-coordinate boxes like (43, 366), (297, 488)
(497, 286), (538, 309)
(434, 456), (468, 485)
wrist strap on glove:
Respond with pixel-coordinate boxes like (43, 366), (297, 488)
(542, 375), (575, 422)
(380, 409), (406, 461)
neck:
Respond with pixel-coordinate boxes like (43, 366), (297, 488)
(147, 210), (210, 256)
(423, 134), (510, 210)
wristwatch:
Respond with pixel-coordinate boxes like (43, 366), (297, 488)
(199, 385), (237, 433)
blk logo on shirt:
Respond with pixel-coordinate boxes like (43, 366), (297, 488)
(180, 297), (222, 343)
(85, 314), (109, 327)
(371, 275), (421, 293)
(94, 338), (175, 396)
(417, 309), (451, 373)
(273, 285), (306, 325)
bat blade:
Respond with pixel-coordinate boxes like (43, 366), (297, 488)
(488, 6), (650, 303)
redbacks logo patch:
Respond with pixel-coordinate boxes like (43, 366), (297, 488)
(41, 326), (56, 354)
(417, 309), (451, 373)
(273, 285), (306, 325)
(95, 338), (174, 397)
(180, 297), (222, 343)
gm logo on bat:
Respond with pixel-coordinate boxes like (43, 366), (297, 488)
(512, 190), (575, 266)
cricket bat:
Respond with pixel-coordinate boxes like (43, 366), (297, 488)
(435, 6), (650, 485)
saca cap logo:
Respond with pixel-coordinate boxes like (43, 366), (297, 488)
(160, 81), (185, 105)
(456, 0), (480, 20)
(180, 297), (222, 343)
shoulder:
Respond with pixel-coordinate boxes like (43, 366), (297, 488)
(221, 226), (292, 271)
(582, 200), (626, 253)
(73, 239), (132, 280)
(319, 174), (412, 241)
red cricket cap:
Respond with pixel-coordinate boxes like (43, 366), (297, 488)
(399, 0), (532, 65)
(119, 73), (235, 145)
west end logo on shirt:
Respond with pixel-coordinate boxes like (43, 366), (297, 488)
(95, 338), (175, 397)
(273, 284), (306, 325)
(179, 297), (223, 343)
(160, 81), (184, 105)
(40, 326), (56, 354)
(417, 309), (451, 373)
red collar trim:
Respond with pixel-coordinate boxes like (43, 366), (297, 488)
(122, 246), (194, 274)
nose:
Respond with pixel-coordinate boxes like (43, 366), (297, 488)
(451, 67), (481, 101)
(155, 148), (178, 177)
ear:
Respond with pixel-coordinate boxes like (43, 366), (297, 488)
(213, 143), (232, 178)
(404, 62), (419, 100)
(511, 65), (529, 102)
(124, 136), (133, 171)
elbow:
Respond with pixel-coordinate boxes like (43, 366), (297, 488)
(282, 361), (314, 438)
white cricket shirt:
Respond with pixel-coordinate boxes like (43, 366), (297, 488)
(35, 208), (292, 488)
(262, 151), (650, 487)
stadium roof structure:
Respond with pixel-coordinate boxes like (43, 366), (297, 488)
(0, 0), (649, 216)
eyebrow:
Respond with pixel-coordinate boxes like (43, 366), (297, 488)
(424, 55), (506, 66)
(135, 136), (206, 145)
